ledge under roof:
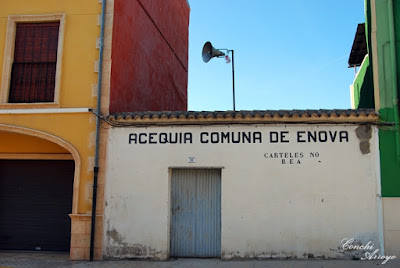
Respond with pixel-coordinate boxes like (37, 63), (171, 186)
(106, 109), (378, 125)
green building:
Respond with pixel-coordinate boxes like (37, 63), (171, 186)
(349, 0), (400, 256)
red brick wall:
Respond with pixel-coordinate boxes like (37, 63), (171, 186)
(109, 0), (189, 113)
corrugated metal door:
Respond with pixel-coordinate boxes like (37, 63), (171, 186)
(0, 160), (74, 251)
(171, 169), (221, 257)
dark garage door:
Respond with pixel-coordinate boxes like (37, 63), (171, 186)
(0, 160), (74, 251)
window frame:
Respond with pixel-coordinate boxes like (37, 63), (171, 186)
(0, 14), (65, 108)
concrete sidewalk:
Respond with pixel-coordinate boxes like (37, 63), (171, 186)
(0, 252), (399, 268)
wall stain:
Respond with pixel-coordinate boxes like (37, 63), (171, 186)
(336, 234), (378, 260)
(105, 227), (166, 260)
(355, 125), (372, 154)
(222, 251), (331, 260)
(355, 125), (372, 140)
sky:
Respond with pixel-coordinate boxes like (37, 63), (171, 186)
(187, 0), (365, 111)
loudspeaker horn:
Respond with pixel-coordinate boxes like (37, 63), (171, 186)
(202, 41), (225, 63)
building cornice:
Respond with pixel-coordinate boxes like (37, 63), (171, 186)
(106, 109), (379, 126)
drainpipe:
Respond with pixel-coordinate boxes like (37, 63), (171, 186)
(90, 0), (106, 261)
(388, 0), (400, 162)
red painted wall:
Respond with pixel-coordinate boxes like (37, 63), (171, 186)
(109, 0), (189, 113)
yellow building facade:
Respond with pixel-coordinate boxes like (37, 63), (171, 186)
(0, 0), (189, 261)
(0, 0), (111, 260)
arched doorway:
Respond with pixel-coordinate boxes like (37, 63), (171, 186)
(0, 126), (80, 252)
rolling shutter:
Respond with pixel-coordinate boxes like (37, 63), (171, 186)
(0, 160), (74, 251)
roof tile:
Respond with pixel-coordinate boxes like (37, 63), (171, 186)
(106, 109), (378, 125)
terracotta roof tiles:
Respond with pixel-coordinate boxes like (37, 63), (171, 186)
(105, 109), (378, 125)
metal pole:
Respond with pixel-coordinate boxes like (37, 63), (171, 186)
(230, 50), (236, 111)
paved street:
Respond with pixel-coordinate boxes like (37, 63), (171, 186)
(0, 252), (399, 268)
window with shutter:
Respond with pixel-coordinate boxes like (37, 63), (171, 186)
(9, 23), (60, 103)
(0, 14), (65, 107)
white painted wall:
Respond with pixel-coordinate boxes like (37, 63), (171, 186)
(383, 198), (400, 256)
(104, 124), (381, 260)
